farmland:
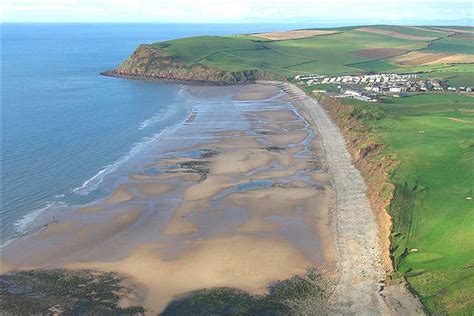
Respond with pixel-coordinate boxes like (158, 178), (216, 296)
(337, 93), (474, 314)
(133, 25), (472, 86)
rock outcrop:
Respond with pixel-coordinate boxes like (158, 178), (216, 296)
(103, 44), (280, 85)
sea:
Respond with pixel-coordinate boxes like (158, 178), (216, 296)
(1, 23), (323, 246)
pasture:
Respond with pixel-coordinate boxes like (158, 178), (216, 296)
(343, 94), (474, 314)
(371, 25), (450, 38)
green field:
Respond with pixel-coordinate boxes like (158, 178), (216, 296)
(418, 64), (474, 87)
(147, 25), (473, 86)
(350, 59), (400, 72)
(423, 36), (474, 54)
(342, 94), (474, 314)
(151, 29), (428, 76)
(371, 25), (450, 38)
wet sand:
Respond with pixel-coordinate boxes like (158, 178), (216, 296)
(2, 83), (335, 313)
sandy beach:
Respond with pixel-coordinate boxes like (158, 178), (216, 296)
(2, 83), (337, 314)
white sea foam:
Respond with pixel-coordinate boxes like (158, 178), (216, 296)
(13, 207), (45, 234)
(3, 127), (169, 247)
(0, 238), (15, 249)
(1, 201), (67, 248)
(138, 103), (183, 130)
(139, 110), (165, 130)
(73, 127), (170, 195)
(13, 201), (66, 235)
(4, 91), (192, 248)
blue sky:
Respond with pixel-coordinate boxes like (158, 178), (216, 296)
(2, 0), (473, 24)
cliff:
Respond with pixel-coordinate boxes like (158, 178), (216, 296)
(103, 44), (281, 85)
(318, 96), (397, 272)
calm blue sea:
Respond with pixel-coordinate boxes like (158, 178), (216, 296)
(1, 23), (321, 245)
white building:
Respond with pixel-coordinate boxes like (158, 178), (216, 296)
(390, 86), (407, 93)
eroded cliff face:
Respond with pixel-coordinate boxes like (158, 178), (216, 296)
(103, 44), (280, 84)
(318, 96), (397, 272)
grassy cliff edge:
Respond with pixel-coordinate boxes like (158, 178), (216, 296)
(103, 44), (282, 85)
(317, 93), (474, 314)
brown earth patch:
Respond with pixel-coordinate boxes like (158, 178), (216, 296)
(392, 51), (474, 66)
(406, 26), (451, 34)
(357, 27), (438, 41)
(351, 48), (409, 59)
(433, 27), (474, 34)
(252, 30), (339, 41)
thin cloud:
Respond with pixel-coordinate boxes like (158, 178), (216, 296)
(2, 0), (473, 24)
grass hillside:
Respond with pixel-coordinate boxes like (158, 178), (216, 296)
(340, 94), (474, 314)
(424, 36), (474, 54)
(136, 25), (473, 86)
(373, 25), (450, 38)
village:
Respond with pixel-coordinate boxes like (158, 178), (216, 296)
(295, 73), (473, 102)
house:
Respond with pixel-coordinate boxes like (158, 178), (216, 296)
(390, 86), (407, 93)
(345, 89), (361, 96)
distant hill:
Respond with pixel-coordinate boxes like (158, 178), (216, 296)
(106, 25), (473, 86)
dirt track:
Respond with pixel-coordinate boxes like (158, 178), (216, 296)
(259, 81), (424, 315)
(351, 48), (408, 59)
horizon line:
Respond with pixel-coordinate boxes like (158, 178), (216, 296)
(2, 21), (473, 26)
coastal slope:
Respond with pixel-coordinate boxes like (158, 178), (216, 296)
(103, 44), (280, 84)
(103, 26), (473, 88)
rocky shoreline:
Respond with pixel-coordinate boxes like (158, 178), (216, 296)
(100, 69), (258, 86)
